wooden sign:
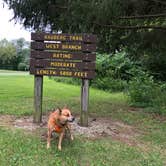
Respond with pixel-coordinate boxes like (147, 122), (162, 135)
(31, 42), (96, 52)
(30, 32), (97, 78)
(31, 50), (96, 61)
(30, 32), (97, 126)
(30, 68), (95, 79)
(31, 33), (97, 43)
(30, 59), (95, 70)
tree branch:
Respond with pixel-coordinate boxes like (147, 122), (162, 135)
(117, 13), (166, 19)
(93, 22), (166, 30)
(48, 5), (67, 10)
(149, 0), (166, 5)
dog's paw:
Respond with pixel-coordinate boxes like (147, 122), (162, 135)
(58, 146), (62, 151)
(71, 135), (74, 141)
(47, 144), (50, 149)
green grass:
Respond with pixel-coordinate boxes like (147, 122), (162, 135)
(0, 72), (166, 165)
(0, 69), (24, 72)
(0, 75), (127, 116)
(0, 128), (164, 166)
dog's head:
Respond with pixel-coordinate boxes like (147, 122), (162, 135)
(57, 107), (75, 125)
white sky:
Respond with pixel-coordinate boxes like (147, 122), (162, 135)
(0, 0), (30, 41)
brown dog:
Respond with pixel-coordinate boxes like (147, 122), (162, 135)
(47, 107), (75, 150)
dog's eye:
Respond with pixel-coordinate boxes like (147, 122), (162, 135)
(66, 113), (69, 117)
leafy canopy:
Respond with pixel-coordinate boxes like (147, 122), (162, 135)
(3, 0), (166, 52)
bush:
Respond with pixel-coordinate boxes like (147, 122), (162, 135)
(127, 69), (166, 114)
(17, 62), (29, 71)
(92, 77), (128, 92)
(91, 51), (133, 92)
(49, 77), (81, 85)
(127, 70), (156, 106)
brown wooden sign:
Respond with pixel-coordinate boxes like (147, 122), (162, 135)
(30, 68), (95, 79)
(31, 42), (96, 52)
(30, 32), (96, 79)
(31, 50), (96, 61)
(30, 32), (97, 125)
(31, 33), (97, 43)
(30, 59), (95, 70)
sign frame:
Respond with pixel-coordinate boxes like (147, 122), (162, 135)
(30, 32), (97, 127)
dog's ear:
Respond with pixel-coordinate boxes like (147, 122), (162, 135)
(63, 105), (68, 109)
(57, 107), (62, 115)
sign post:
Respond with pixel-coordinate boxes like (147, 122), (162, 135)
(34, 76), (43, 123)
(30, 33), (97, 126)
(80, 79), (89, 126)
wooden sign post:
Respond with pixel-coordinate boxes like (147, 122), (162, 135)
(30, 33), (97, 126)
(34, 76), (43, 123)
(80, 79), (89, 126)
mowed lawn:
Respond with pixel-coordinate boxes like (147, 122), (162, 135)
(0, 72), (166, 166)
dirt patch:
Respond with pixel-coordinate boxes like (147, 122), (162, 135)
(0, 115), (141, 146)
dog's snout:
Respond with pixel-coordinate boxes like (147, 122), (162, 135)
(68, 116), (75, 122)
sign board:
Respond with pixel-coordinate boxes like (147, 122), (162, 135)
(30, 68), (95, 79)
(30, 32), (97, 126)
(31, 42), (96, 52)
(30, 59), (95, 70)
(30, 32), (97, 79)
(31, 50), (96, 61)
(31, 32), (97, 43)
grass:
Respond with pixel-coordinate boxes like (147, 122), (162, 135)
(0, 71), (166, 165)
(0, 75), (127, 116)
(0, 128), (164, 166)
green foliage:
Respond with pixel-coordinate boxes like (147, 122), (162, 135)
(0, 38), (30, 71)
(92, 52), (133, 92)
(128, 70), (157, 106)
(3, 0), (166, 81)
(17, 62), (29, 71)
(0, 39), (17, 70)
(50, 77), (80, 86)
(126, 30), (166, 80)
(127, 69), (166, 114)
(3, 0), (166, 52)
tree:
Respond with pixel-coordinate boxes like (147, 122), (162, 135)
(3, 0), (166, 79)
(11, 38), (30, 70)
(0, 39), (17, 70)
(3, 0), (166, 51)
(0, 38), (30, 70)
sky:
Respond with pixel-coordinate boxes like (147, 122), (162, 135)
(0, 0), (30, 41)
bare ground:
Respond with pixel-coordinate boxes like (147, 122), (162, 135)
(0, 114), (141, 146)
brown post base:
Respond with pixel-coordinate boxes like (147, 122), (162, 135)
(80, 111), (88, 127)
(80, 79), (89, 127)
(33, 75), (43, 123)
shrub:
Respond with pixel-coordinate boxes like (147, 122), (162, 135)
(92, 77), (128, 92)
(127, 69), (166, 114)
(127, 70), (156, 106)
(50, 77), (80, 85)
(17, 62), (28, 71)
(91, 51), (133, 92)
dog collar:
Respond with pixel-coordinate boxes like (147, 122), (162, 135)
(54, 124), (62, 133)
(54, 120), (66, 133)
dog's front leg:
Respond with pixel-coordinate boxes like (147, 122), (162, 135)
(47, 128), (52, 149)
(58, 130), (65, 151)
(67, 124), (74, 141)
